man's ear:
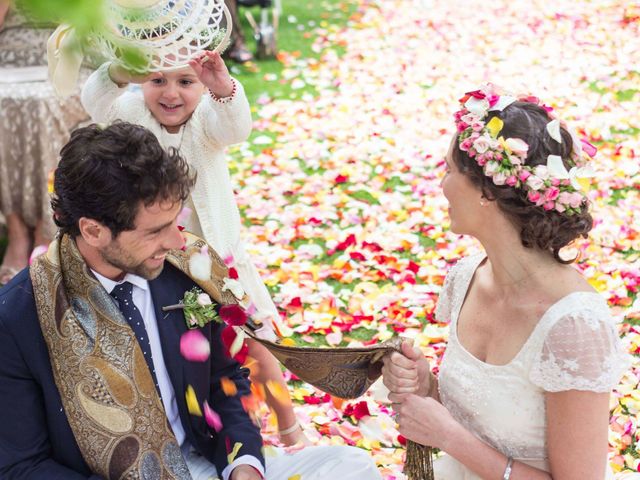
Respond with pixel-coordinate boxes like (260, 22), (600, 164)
(78, 217), (112, 247)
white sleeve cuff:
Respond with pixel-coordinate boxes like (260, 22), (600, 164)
(221, 455), (265, 480)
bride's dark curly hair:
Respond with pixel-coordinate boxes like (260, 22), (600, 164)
(452, 101), (593, 264)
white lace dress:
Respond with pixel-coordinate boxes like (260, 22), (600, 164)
(433, 254), (628, 479)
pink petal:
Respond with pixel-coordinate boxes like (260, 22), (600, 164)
(180, 330), (210, 362)
(203, 401), (223, 432)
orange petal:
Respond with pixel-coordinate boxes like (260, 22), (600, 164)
(220, 377), (238, 396)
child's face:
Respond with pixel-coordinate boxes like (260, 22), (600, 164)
(142, 68), (206, 132)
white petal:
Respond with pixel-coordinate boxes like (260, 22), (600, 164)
(488, 95), (516, 112)
(464, 97), (490, 116)
(546, 155), (570, 179)
(189, 252), (212, 281)
(546, 119), (562, 143)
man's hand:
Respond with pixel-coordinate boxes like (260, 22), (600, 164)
(229, 464), (262, 480)
(188, 51), (234, 98)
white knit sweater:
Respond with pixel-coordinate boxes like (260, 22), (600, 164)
(81, 64), (279, 335)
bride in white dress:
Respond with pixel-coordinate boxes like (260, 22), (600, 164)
(382, 86), (629, 480)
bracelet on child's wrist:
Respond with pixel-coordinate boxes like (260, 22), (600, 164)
(209, 79), (237, 103)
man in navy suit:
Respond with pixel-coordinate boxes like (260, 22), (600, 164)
(0, 123), (381, 480)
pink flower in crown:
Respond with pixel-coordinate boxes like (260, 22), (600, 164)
(471, 122), (484, 132)
(473, 136), (491, 154)
(493, 172), (507, 185)
(466, 90), (486, 100)
(550, 178), (561, 187)
(544, 187), (560, 202)
(557, 191), (573, 206)
(506, 175), (518, 187)
(457, 122), (469, 133)
(460, 138), (473, 151)
(555, 202), (566, 213)
(484, 161), (500, 176)
(476, 154), (487, 166)
(528, 191), (541, 203)
(526, 175), (544, 191)
(485, 151), (495, 160)
(568, 192), (584, 208)
(504, 138), (529, 157)
(461, 113), (480, 124)
(543, 201), (555, 211)
(518, 170), (531, 182)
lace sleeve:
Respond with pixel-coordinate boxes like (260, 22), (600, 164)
(530, 306), (629, 392)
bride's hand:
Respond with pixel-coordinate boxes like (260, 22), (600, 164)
(382, 340), (431, 398)
(391, 393), (461, 451)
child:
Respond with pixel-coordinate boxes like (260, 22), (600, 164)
(81, 51), (308, 445)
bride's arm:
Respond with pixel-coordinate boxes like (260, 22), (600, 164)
(546, 390), (610, 479)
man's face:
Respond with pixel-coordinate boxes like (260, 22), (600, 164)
(100, 199), (184, 280)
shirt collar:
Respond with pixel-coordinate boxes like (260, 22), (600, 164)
(91, 269), (150, 294)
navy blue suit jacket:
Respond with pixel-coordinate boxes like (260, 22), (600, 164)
(0, 263), (264, 479)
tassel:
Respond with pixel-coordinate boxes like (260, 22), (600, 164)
(404, 441), (434, 480)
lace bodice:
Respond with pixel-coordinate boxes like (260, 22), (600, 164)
(436, 254), (628, 467)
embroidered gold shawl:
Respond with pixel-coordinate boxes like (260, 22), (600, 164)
(31, 235), (194, 480)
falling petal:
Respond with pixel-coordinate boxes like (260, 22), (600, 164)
(185, 385), (202, 416)
(265, 380), (292, 407)
(180, 330), (210, 362)
(220, 377), (238, 396)
(203, 401), (223, 432)
(189, 251), (212, 281)
(227, 442), (243, 464)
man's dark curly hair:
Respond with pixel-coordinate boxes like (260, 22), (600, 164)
(52, 122), (196, 237)
(452, 101), (593, 264)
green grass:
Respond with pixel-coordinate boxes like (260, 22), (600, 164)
(229, 0), (357, 106)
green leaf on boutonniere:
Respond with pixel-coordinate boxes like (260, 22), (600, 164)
(182, 287), (219, 329)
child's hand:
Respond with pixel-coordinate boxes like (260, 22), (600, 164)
(189, 51), (234, 98)
(107, 62), (154, 86)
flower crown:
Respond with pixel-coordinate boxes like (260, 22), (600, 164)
(454, 85), (597, 215)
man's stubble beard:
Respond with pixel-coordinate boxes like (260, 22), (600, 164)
(100, 241), (164, 280)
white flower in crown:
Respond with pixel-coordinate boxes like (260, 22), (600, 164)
(547, 155), (596, 191)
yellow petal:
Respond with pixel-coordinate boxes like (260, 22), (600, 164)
(227, 442), (243, 464)
(486, 117), (503, 138)
(185, 385), (202, 416)
(288, 475), (302, 480)
(575, 176), (591, 191)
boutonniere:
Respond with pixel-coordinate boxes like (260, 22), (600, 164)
(163, 287), (220, 329)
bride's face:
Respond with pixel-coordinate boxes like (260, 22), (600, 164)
(441, 139), (486, 235)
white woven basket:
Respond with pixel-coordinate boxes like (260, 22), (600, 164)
(96, 0), (232, 72)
